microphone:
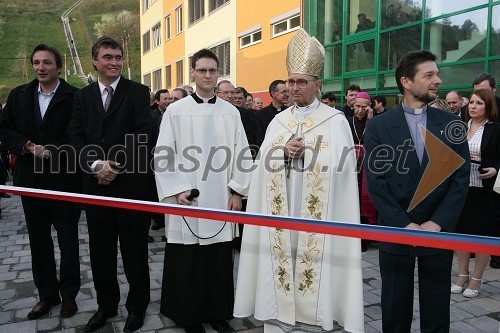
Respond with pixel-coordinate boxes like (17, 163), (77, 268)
(186, 189), (200, 201)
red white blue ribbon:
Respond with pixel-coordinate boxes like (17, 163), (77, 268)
(1, 185), (498, 255)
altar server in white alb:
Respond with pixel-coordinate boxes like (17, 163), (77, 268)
(154, 48), (252, 333)
(234, 28), (365, 333)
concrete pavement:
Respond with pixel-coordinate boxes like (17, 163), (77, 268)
(0, 189), (499, 333)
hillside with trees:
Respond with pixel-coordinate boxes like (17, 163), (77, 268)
(0, 0), (140, 104)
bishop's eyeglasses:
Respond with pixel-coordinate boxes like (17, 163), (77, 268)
(286, 78), (317, 88)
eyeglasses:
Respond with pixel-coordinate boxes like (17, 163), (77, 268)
(194, 68), (219, 75)
(286, 78), (316, 87)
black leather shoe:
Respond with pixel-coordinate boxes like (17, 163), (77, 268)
(209, 320), (234, 333)
(151, 221), (165, 230)
(123, 311), (145, 332)
(490, 256), (500, 269)
(84, 308), (117, 332)
(185, 323), (206, 333)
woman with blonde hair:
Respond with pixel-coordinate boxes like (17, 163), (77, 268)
(451, 89), (500, 297)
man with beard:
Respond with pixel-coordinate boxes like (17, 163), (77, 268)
(364, 50), (470, 333)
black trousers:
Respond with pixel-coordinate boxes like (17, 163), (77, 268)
(379, 250), (453, 333)
(22, 197), (81, 302)
(86, 205), (150, 313)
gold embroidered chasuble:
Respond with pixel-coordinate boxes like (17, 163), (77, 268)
(234, 103), (365, 333)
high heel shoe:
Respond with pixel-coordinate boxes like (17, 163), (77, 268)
(463, 277), (482, 298)
(451, 273), (469, 294)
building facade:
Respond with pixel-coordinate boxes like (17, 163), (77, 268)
(140, 0), (300, 103)
(303, 0), (500, 106)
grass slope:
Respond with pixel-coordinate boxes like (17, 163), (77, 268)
(0, 0), (140, 103)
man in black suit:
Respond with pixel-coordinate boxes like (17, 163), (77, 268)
(365, 50), (470, 332)
(68, 36), (150, 333)
(149, 89), (169, 233)
(0, 44), (81, 319)
(253, 80), (289, 150)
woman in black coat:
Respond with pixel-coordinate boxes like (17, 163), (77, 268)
(451, 89), (500, 298)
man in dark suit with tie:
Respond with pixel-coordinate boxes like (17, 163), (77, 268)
(364, 50), (470, 332)
(0, 44), (81, 319)
(68, 36), (150, 333)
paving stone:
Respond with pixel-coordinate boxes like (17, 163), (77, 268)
(0, 310), (13, 325)
(0, 320), (36, 333)
(37, 316), (62, 331)
(464, 315), (500, 333)
(0, 251), (13, 259)
(142, 315), (165, 331)
(450, 303), (476, 322)
(0, 289), (16, 300)
(2, 296), (37, 310)
(2, 257), (19, 265)
(364, 304), (383, 321)
(454, 300), (491, 317)
(12, 250), (30, 257)
(61, 312), (93, 329)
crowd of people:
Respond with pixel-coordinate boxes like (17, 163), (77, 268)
(0, 28), (498, 333)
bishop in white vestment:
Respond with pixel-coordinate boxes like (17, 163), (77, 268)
(233, 29), (365, 333)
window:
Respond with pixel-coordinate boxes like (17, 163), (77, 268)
(143, 0), (150, 13)
(209, 41), (230, 77)
(189, 56), (195, 83)
(209, 0), (229, 13)
(189, 0), (205, 25)
(272, 14), (300, 37)
(176, 6), (183, 34)
(165, 65), (172, 89)
(240, 30), (262, 48)
(309, 0), (343, 45)
(143, 73), (151, 90)
(165, 15), (171, 40)
(176, 60), (184, 86)
(152, 23), (161, 48)
(423, 8), (488, 64)
(142, 31), (151, 54)
(153, 69), (162, 91)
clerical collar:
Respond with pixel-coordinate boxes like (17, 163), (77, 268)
(402, 102), (427, 115)
(191, 93), (216, 104)
(293, 98), (319, 122)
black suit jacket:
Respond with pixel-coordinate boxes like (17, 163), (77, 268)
(479, 121), (500, 193)
(0, 78), (81, 192)
(68, 77), (151, 200)
(364, 104), (470, 255)
(254, 103), (283, 149)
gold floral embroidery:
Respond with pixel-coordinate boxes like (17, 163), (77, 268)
(304, 163), (325, 220)
(269, 168), (285, 216)
(272, 228), (291, 294)
(297, 233), (321, 295)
